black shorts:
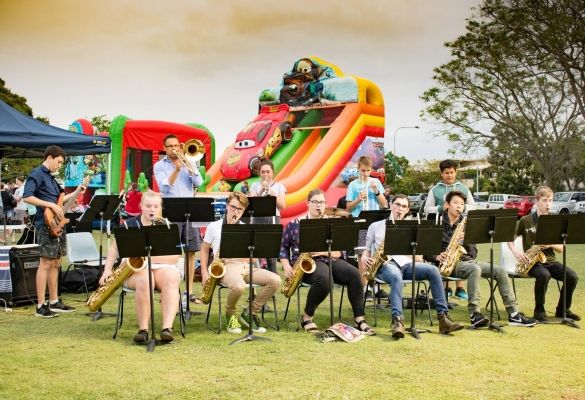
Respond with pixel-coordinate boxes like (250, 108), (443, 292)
(38, 226), (67, 259)
(177, 222), (201, 252)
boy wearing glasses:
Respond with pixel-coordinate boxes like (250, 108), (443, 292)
(361, 194), (463, 337)
(200, 192), (281, 334)
(153, 134), (203, 304)
(280, 189), (375, 335)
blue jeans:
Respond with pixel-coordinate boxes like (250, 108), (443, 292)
(377, 261), (449, 318)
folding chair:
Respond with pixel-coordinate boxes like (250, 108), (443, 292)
(62, 232), (103, 300)
(205, 283), (279, 334)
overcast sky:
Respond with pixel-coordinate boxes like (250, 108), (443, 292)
(0, 0), (481, 163)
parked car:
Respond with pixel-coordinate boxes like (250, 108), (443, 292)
(220, 104), (295, 181)
(473, 195), (489, 209)
(576, 200), (585, 214)
(549, 192), (585, 214)
(408, 193), (427, 216)
(485, 194), (517, 209)
(503, 195), (536, 217)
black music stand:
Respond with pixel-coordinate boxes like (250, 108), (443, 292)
(386, 221), (442, 339)
(464, 209), (517, 333)
(535, 214), (585, 329)
(64, 212), (92, 234)
(358, 210), (391, 224)
(80, 195), (122, 321)
(219, 223), (282, 345)
(163, 197), (214, 320)
(241, 196), (277, 222)
(114, 223), (182, 352)
(299, 218), (361, 326)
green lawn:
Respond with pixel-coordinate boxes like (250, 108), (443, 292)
(1, 244), (584, 400)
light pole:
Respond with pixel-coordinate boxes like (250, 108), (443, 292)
(393, 125), (420, 155)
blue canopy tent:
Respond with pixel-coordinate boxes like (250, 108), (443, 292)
(0, 99), (111, 158)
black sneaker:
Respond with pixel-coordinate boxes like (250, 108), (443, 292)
(533, 310), (548, 322)
(508, 312), (536, 327)
(240, 309), (267, 333)
(35, 303), (58, 318)
(364, 290), (374, 302)
(49, 300), (76, 313)
(556, 309), (581, 321)
(376, 289), (389, 300)
(470, 311), (489, 328)
(160, 328), (174, 342)
(133, 329), (149, 343)
(445, 287), (453, 298)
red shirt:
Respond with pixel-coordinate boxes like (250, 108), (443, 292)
(125, 190), (142, 215)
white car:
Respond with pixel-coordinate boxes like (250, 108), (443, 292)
(549, 192), (585, 214)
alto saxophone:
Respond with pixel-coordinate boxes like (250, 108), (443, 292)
(363, 242), (389, 281)
(515, 245), (546, 277)
(281, 253), (316, 298)
(200, 257), (226, 304)
(438, 216), (467, 277)
(86, 257), (145, 312)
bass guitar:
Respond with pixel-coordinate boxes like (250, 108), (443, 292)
(44, 176), (89, 237)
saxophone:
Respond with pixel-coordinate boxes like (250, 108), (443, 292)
(515, 245), (546, 277)
(281, 253), (316, 298)
(86, 257), (145, 312)
(199, 258), (226, 304)
(438, 216), (467, 277)
(363, 242), (389, 281)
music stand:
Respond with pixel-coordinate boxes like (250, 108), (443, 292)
(386, 220), (442, 339)
(299, 218), (361, 326)
(220, 223), (282, 345)
(163, 197), (214, 320)
(80, 195), (122, 321)
(114, 223), (182, 352)
(64, 212), (92, 234)
(241, 196), (277, 222)
(464, 209), (517, 333)
(535, 214), (585, 329)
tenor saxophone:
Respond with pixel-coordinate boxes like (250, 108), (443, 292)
(438, 216), (467, 277)
(515, 245), (546, 277)
(199, 258), (226, 304)
(363, 242), (389, 281)
(86, 257), (145, 312)
(281, 253), (316, 298)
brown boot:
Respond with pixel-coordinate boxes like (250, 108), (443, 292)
(438, 312), (464, 334)
(391, 315), (405, 338)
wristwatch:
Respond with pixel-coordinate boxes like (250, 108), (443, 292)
(374, 191), (380, 196)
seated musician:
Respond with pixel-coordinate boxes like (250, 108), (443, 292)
(425, 191), (536, 328)
(200, 191), (281, 334)
(361, 194), (463, 338)
(507, 186), (580, 322)
(100, 191), (180, 343)
(279, 189), (375, 335)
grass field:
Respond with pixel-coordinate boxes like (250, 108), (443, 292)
(1, 244), (584, 400)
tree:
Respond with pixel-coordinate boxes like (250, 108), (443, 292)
(421, 0), (585, 190)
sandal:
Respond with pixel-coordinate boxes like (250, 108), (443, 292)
(301, 318), (320, 334)
(189, 294), (203, 304)
(355, 319), (376, 336)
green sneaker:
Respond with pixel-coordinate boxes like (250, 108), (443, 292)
(226, 314), (241, 334)
(240, 309), (267, 333)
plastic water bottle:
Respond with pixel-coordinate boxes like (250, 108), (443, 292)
(181, 291), (188, 309)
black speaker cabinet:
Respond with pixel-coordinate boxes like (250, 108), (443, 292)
(9, 246), (41, 306)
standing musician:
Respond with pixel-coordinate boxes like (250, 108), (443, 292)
(425, 191), (536, 328)
(424, 159), (476, 301)
(23, 145), (87, 318)
(507, 186), (580, 322)
(345, 156), (388, 300)
(280, 189), (375, 335)
(153, 134), (203, 304)
(249, 159), (286, 274)
(361, 194), (463, 337)
(200, 191), (281, 334)
(100, 191), (181, 343)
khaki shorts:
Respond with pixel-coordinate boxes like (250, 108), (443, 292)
(38, 226), (67, 259)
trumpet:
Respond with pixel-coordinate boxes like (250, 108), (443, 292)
(261, 177), (270, 196)
(174, 139), (205, 175)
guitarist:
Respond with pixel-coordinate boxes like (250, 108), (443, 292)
(23, 145), (87, 318)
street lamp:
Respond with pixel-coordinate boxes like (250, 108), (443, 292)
(393, 125), (420, 155)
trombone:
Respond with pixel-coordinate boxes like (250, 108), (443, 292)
(174, 139), (205, 175)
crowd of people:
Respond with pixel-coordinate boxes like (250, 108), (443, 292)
(18, 143), (580, 345)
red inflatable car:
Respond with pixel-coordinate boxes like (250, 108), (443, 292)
(220, 104), (295, 181)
